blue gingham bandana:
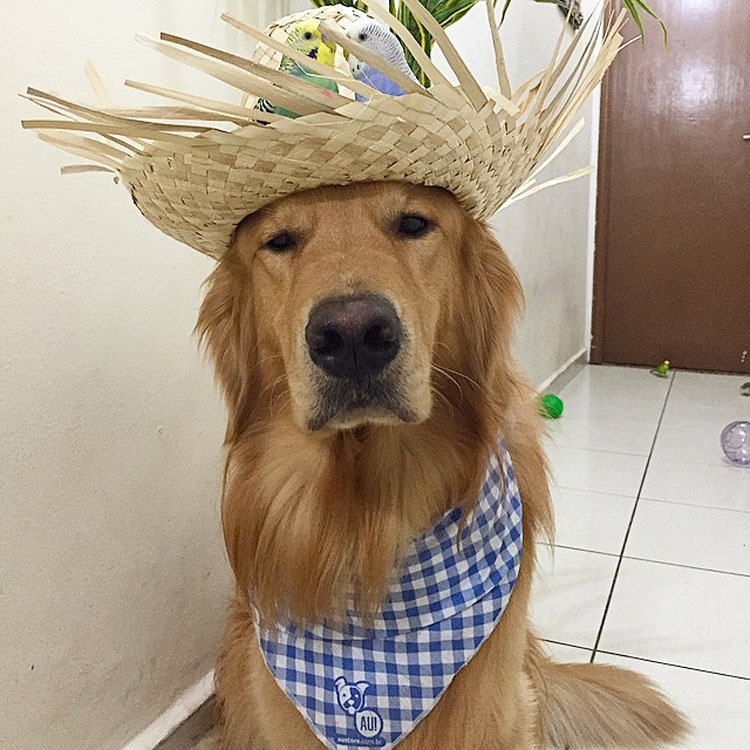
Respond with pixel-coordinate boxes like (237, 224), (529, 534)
(256, 442), (523, 749)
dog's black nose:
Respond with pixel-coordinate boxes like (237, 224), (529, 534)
(306, 294), (402, 379)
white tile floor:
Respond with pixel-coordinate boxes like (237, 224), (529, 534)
(184, 364), (750, 750)
(536, 365), (750, 749)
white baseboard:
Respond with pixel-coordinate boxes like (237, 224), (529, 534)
(121, 670), (215, 750)
(537, 347), (587, 392)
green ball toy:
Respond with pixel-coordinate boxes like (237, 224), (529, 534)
(539, 394), (564, 419)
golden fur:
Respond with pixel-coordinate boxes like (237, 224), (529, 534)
(196, 182), (688, 749)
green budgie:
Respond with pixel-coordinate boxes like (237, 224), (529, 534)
(257, 20), (338, 119)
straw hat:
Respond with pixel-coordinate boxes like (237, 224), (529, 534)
(22, 1), (627, 260)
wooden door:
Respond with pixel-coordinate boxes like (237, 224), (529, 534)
(593, 0), (750, 374)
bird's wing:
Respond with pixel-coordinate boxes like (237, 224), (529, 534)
(279, 55), (307, 76)
(256, 97), (275, 114)
(358, 64), (406, 97)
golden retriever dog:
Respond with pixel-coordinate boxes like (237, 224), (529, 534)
(197, 181), (687, 749)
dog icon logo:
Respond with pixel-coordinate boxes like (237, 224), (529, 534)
(334, 676), (369, 716)
(334, 677), (384, 742)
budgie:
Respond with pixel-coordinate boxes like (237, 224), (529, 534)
(346, 18), (417, 102)
(256, 20), (338, 119)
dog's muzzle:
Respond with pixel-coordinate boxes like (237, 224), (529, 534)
(304, 294), (408, 429)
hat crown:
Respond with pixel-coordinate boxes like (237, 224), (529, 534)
(22, 2), (629, 259)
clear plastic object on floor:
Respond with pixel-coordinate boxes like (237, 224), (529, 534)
(720, 421), (750, 466)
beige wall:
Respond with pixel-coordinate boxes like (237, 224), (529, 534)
(1, 2), (599, 749)
(0, 2), (252, 749)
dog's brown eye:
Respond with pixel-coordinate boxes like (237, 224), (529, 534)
(397, 215), (430, 238)
(265, 232), (296, 252)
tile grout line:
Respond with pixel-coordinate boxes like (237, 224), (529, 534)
(542, 638), (592, 653)
(553, 481), (750, 507)
(546, 444), (653, 459)
(547, 542), (750, 579)
(594, 649), (750, 682)
(550, 484), (641, 500)
(590, 372), (677, 662)
(635, 495), (750, 516)
(543, 636), (750, 682)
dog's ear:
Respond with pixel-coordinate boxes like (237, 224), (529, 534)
(355, 682), (370, 697)
(458, 217), (523, 388)
(196, 254), (258, 443)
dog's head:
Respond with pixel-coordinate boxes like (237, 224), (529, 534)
(199, 182), (521, 440)
(334, 677), (369, 716)
(197, 181), (524, 622)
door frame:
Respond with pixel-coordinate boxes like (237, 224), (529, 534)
(589, 42), (616, 366)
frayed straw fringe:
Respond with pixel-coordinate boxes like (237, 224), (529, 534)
(22, 1), (626, 258)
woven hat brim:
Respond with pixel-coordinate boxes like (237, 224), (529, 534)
(22, 1), (628, 260)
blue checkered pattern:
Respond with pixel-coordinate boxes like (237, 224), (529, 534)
(256, 443), (523, 750)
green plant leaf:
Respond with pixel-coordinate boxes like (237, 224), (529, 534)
(308, 0), (361, 6)
(420, 0), (485, 26)
(623, 0), (645, 38)
(497, 0), (666, 43)
(632, 0), (668, 44)
(500, 0), (513, 22)
(397, 3), (434, 85)
(307, 0), (671, 85)
(420, 0), (498, 28)
(622, 0), (667, 45)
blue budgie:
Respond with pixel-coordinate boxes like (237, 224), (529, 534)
(346, 18), (417, 102)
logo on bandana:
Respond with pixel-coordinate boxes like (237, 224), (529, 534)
(334, 677), (384, 746)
